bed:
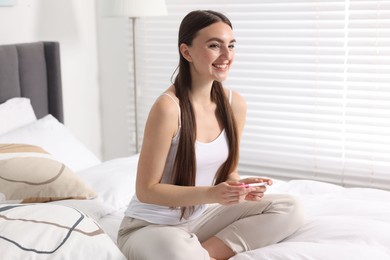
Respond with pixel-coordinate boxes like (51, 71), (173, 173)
(1, 42), (390, 260)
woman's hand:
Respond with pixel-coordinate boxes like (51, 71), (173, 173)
(210, 181), (253, 205)
(239, 177), (272, 201)
(209, 177), (272, 205)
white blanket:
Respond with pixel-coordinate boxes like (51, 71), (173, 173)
(79, 157), (390, 259)
(3, 156), (389, 259)
(232, 179), (390, 259)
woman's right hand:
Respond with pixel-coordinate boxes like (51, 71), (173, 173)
(209, 182), (254, 205)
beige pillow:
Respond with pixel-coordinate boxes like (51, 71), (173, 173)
(0, 144), (96, 203)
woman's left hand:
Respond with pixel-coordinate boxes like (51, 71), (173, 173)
(240, 177), (272, 201)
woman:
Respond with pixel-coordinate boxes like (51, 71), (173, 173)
(118, 10), (304, 260)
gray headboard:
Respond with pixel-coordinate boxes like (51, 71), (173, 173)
(0, 41), (64, 123)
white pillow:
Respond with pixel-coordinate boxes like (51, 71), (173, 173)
(0, 144), (97, 203)
(77, 155), (139, 210)
(0, 97), (37, 135)
(0, 114), (101, 172)
(0, 204), (127, 260)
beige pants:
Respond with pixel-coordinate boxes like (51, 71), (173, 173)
(117, 194), (304, 260)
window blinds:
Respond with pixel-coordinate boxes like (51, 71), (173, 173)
(343, 0), (390, 189)
(133, 0), (390, 190)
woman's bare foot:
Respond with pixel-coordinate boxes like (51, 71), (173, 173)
(202, 236), (235, 260)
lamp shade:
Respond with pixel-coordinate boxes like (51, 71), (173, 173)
(102, 0), (167, 17)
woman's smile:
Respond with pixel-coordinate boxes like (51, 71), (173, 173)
(212, 62), (229, 70)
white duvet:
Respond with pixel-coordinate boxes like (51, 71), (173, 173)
(78, 156), (390, 260)
(2, 155), (390, 259)
(232, 180), (390, 259)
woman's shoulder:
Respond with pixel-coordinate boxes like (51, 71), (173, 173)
(150, 86), (180, 120)
(223, 88), (247, 130)
(224, 88), (247, 111)
(144, 87), (180, 138)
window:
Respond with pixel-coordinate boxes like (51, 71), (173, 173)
(133, 0), (390, 189)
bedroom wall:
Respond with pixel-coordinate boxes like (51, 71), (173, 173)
(0, 0), (102, 159)
(95, 0), (136, 160)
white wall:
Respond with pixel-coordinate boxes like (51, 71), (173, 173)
(96, 0), (136, 160)
(0, 0), (102, 159)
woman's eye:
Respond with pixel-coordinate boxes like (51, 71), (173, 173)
(208, 43), (235, 49)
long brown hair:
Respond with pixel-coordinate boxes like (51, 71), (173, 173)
(172, 10), (239, 219)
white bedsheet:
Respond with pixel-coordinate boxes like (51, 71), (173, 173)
(231, 179), (390, 259)
(75, 157), (390, 259)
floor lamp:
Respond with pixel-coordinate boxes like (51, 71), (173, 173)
(103, 0), (167, 152)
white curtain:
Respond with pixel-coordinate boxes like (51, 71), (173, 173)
(132, 0), (390, 190)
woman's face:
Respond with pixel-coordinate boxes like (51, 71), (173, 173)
(181, 21), (236, 83)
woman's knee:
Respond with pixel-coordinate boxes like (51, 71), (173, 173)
(264, 194), (304, 229)
(269, 194), (305, 232)
(266, 194), (302, 212)
(284, 194), (304, 220)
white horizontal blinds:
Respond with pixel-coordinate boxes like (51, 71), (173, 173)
(226, 1), (349, 184)
(133, 0), (390, 189)
(343, 0), (390, 189)
(134, 12), (178, 150)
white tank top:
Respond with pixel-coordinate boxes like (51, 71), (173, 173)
(125, 90), (232, 225)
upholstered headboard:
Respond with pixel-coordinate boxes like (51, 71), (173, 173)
(0, 41), (64, 123)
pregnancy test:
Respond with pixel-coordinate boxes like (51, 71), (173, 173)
(241, 182), (267, 188)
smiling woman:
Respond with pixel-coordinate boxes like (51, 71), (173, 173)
(117, 10), (304, 260)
